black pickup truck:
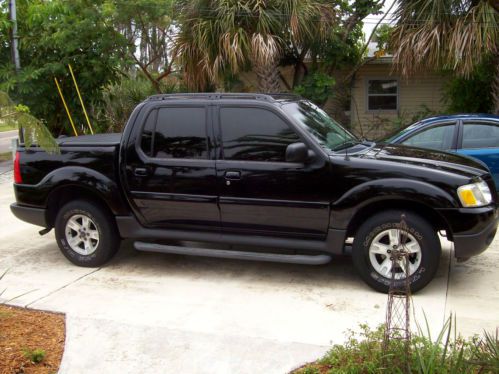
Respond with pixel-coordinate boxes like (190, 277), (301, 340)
(11, 93), (498, 292)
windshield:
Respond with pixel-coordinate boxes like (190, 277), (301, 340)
(283, 101), (358, 151)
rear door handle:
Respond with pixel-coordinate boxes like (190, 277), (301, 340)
(134, 167), (149, 177)
(224, 171), (241, 180)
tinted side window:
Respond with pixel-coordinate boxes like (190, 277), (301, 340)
(140, 110), (157, 156)
(401, 124), (455, 151)
(220, 107), (300, 162)
(462, 122), (499, 149)
(153, 107), (208, 159)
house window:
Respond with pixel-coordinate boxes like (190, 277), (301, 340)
(367, 79), (398, 111)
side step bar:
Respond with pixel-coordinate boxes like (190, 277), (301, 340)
(134, 241), (332, 265)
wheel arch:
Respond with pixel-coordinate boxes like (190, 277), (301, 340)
(46, 184), (119, 228)
(346, 199), (453, 241)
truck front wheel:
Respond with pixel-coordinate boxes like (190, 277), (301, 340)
(54, 200), (120, 267)
(352, 210), (441, 293)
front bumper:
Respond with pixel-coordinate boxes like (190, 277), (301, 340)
(10, 203), (48, 228)
(438, 205), (498, 260)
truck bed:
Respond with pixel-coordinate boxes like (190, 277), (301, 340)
(57, 133), (121, 146)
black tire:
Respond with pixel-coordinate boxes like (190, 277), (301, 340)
(54, 199), (120, 267)
(352, 210), (441, 293)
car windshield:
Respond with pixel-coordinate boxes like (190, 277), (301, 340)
(283, 101), (358, 151)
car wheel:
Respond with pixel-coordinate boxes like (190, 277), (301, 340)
(352, 210), (441, 293)
(55, 199), (120, 267)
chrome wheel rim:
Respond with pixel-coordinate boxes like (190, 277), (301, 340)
(368, 228), (422, 279)
(65, 214), (100, 256)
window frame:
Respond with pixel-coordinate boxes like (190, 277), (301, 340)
(399, 121), (458, 151)
(365, 77), (399, 113)
(216, 104), (306, 164)
(135, 103), (214, 165)
(457, 120), (499, 150)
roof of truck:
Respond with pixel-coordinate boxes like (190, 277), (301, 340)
(145, 92), (302, 104)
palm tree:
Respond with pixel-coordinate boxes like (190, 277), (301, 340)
(173, 0), (333, 92)
(0, 91), (58, 153)
(391, 0), (499, 113)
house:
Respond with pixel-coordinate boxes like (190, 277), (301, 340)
(348, 54), (449, 139)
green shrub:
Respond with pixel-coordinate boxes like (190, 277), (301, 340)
(294, 73), (335, 106)
(293, 316), (498, 374)
(96, 74), (179, 133)
(23, 348), (46, 364)
(444, 58), (495, 114)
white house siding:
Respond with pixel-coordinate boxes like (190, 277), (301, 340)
(350, 62), (449, 139)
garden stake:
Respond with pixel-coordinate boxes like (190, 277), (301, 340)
(54, 77), (78, 137)
(68, 64), (94, 135)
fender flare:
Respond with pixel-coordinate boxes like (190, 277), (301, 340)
(330, 178), (459, 229)
(39, 166), (129, 215)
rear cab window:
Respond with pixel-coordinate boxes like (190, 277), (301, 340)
(140, 106), (209, 159)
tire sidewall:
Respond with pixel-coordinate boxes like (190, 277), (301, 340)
(55, 201), (117, 267)
(353, 212), (440, 293)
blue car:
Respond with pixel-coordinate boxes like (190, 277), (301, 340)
(384, 114), (499, 191)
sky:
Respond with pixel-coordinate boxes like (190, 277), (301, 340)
(362, 0), (397, 41)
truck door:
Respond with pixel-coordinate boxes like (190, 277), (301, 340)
(215, 105), (330, 239)
(124, 104), (220, 230)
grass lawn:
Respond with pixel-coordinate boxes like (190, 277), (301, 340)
(0, 122), (17, 132)
(0, 152), (13, 162)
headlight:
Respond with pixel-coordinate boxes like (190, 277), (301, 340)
(457, 181), (492, 207)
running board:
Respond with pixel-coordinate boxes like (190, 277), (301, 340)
(133, 241), (332, 265)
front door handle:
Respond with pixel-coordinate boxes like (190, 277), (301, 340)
(134, 167), (149, 177)
(224, 171), (241, 180)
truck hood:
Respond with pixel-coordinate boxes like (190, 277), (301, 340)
(361, 143), (488, 178)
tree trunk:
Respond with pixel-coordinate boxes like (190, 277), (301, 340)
(292, 48), (309, 89)
(292, 61), (307, 89)
(253, 59), (281, 93)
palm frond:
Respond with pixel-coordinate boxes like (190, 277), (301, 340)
(392, 0), (499, 77)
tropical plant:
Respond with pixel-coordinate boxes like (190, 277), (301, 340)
(294, 317), (498, 374)
(97, 74), (179, 133)
(0, 91), (58, 153)
(174, 0), (335, 92)
(0, 0), (130, 135)
(391, 0), (499, 114)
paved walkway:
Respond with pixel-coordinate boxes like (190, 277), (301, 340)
(0, 179), (497, 373)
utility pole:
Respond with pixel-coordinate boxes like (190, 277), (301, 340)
(9, 0), (24, 143)
(9, 0), (21, 72)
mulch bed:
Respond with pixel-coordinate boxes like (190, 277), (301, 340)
(0, 304), (65, 374)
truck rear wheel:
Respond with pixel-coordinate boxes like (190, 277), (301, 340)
(54, 200), (120, 267)
(352, 210), (441, 293)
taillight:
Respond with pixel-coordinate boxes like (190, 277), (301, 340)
(14, 151), (22, 184)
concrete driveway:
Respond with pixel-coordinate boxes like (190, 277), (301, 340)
(0, 174), (498, 373)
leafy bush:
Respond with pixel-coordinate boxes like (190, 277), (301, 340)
(444, 58), (495, 114)
(96, 74), (179, 133)
(293, 316), (499, 374)
(294, 73), (335, 106)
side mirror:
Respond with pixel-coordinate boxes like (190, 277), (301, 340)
(285, 142), (309, 163)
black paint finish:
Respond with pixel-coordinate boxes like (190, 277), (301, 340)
(11, 94), (498, 259)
